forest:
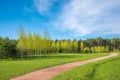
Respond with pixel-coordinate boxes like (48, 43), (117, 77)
(0, 28), (120, 59)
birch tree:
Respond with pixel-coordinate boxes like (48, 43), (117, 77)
(17, 27), (26, 59)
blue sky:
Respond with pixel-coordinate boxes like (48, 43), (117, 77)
(0, 0), (120, 40)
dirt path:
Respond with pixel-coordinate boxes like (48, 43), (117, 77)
(11, 53), (118, 80)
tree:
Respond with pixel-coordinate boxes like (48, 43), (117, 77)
(26, 33), (33, 57)
(72, 39), (78, 52)
(55, 40), (60, 53)
(105, 46), (109, 52)
(80, 42), (84, 52)
(83, 47), (90, 53)
(96, 37), (103, 46)
(17, 26), (26, 59)
(43, 30), (51, 54)
(0, 37), (10, 59)
(68, 39), (72, 52)
(0, 37), (17, 59)
(111, 38), (120, 51)
(50, 41), (56, 53)
(86, 39), (96, 48)
(32, 33), (42, 57)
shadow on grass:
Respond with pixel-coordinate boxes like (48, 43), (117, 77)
(1, 53), (85, 61)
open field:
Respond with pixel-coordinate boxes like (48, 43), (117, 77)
(0, 0), (120, 80)
(52, 53), (120, 80)
(0, 53), (108, 80)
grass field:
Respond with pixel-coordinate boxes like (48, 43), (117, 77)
(51, 53), (120, 80)
(0, 53), (108, 80)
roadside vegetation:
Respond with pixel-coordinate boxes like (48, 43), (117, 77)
(51, 53), (120, 80)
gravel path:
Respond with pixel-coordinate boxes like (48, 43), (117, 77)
(11, 53), (118, 80)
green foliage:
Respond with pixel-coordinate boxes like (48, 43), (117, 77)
(17, 28), (52, 58)
(91, 46), (107, 53)
(17, 26), (26, 59)
(0, 27), (120, 59)
(0, 37), (17, 59)
(72, 39), (78, 52)
(26, 33), (33, 53)
(83, 47), (90, 53)
(80, 42), (84, 52)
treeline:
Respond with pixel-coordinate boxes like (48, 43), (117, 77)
(0, 37), (17, 59)
(0, 28), (120, 59)
(16, 28), (120, 59)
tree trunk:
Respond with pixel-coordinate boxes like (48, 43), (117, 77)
(21, 50), (23, 59)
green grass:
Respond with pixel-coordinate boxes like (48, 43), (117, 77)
(51, 53), (120, 80)
(0, 53), (108, 80)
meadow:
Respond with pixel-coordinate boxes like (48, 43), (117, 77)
(51, 53), (120, 80)
(0, 53), (108, 80)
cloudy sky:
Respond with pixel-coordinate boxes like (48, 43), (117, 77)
(0, 0), (120, 39)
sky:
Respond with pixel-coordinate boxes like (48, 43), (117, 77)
(0, 0), (120, 40)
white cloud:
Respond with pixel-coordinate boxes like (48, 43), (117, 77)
(34, 0), (56, 15)
(54, 0), (120, 37)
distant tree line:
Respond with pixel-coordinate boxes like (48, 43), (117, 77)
(0, 37), (17, 59)
(0, 27), (120, 59)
